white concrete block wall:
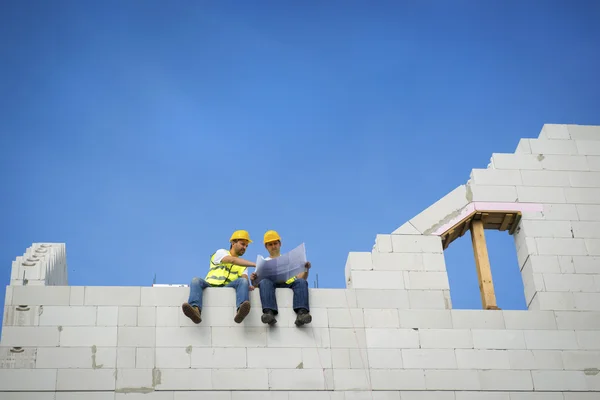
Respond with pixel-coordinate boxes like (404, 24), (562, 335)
(2, 124), (600, 397)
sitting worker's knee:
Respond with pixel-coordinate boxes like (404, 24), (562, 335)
(294, 278), (308, 287)
(191, 277), (202, 285)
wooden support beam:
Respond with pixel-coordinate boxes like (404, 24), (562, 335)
(499, 213), (513, 231)
(470, 220), (500, 310)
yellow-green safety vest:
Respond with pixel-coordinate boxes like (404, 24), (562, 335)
(205, 251), (246, 286)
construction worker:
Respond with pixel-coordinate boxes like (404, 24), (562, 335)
(182, 230), (256, 324)
(250, 230), (312, 327)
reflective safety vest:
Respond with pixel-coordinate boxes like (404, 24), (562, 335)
(204, 251), (246, 286)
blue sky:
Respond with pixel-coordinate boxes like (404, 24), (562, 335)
(1, 1), (600, 320)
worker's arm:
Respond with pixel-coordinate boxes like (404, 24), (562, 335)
(296, 261), (311, 280)
(221, 255), (256, 268)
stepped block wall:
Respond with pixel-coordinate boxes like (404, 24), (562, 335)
(1, 124), (599, 399)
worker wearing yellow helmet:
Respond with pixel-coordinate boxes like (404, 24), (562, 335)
(182, 230), (256, 324)
(250, 230), (312, 327)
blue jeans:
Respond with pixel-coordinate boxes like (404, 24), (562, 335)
(258, 278), (309, 314)
(187, 277), (249, 310)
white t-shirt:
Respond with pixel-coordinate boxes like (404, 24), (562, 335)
(212, 249), (246, 275)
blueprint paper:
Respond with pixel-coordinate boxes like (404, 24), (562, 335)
(254, 243), (307, 284)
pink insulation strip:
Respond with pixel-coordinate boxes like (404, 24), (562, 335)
(431, 202), (543, 235)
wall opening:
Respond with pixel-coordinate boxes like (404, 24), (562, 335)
(441, 211), (527, 310)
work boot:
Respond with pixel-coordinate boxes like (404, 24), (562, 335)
(294, 309), (312, 326)
(234, 301), (251, 323)
(261, 309), (277, 325)
(181, 303), (201, 324)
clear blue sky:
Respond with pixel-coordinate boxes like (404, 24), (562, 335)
(1, 1), (600, 319)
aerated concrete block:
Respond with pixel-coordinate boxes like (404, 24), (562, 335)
(365, 328), (419, 349)
(392, 221), (422, 235)
(38, 306), (97, 326)
(479, 370), (533, 391)
(523, 330), (579, 350)
(406, 272), (450, 290)
(541, 155), (590, 171)
(391, 235), (443, 254)
(69, 287), (84, 306)
(576, 140), (600, 155)
(424, 369), (480, 390)
(141, 287), (188, 306)
(117, 326), (155, 347)
(588, 155), (600, 171)
(155, 347), (191, 368)
(115, 368), (154, 391)
(472, 329), (526, 350)
(455, 349), (511, 369)
(468, 185), (518, 202)
(535, 238), (587, 256)
(363, 308), (400, 328)
(371, 252), (423, 271)
(3, 305), (41, 326)
(35, 346), (116, 369)
(12, 286), (70, 306)
(345, 252), (372, 273)
(0, 326), (59, 346)
(349, 271), (404, 289)
(0, 369), (58, 391)
(565, 187), (600, 204)
(451, 310), (505, 329)
(333, 369), (371, 390)
(156, 327), (211, 347)
(542, 273), (597, 292)
(570, 171), (600, 187)
(404, 185), (469, 234)
(540, 124), (571, 139)
(375, 234), (392, 253)
(471, 169), (523, 186)
(418, 328), (472, 349)
(84, 287), (140, 306)
(568, 124), (600, 140)
(520, 170), (570, 187)
(520, 220), (573, 238)
(574, 292), (600, 310)
(213, 368), (269, 390)
(398, 309), (453, 329)
(529, 138), (578, 155)
(532, 292), (576, 310)
(268, 369), (326, 390)
(407, 290), (449, 309)
(247, 348), (301, 368)
(517, 187), (566, 203)
(367, 348), (403, 369)
(401, 349), (457, 369)
(585, 238), (600, 256)
(502, 310), (557, 330)
(56, 368), (116, 391)
(96, 306), (118, 326)
(492, 153), (543, 170)
(561, 350), (600, 370)
(155, 368), (211, 390)
(354, 289), (409, 309)
(327, 308), (364, 328)
(59, 327), (117, 347)
(267, 327), (331, 348)
(507, 349), (564, 370)
(369, 369), (426, 390)
(531, 370), (587, 391)
(576, 330), (600, 349)
(515, 139), (532, 153)
(330, 347), (368, 369)
(555, 311), (600, 330)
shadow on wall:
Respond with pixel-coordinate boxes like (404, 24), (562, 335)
(444, 230), (527, 310)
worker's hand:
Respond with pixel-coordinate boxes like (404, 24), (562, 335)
(250, 272), (257, 281)
(249, 285), (255, 291)
(305, 261), (311, 269)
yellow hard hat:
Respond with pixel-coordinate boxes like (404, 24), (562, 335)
(263, 230), (281, 244)
(230, 230), (252, 243)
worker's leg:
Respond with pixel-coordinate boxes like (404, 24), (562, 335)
(289, 278), (311, 326)
(181, 277), (208, 324)
(258, 278), (278, 325)
(226, 277), (250, 323)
